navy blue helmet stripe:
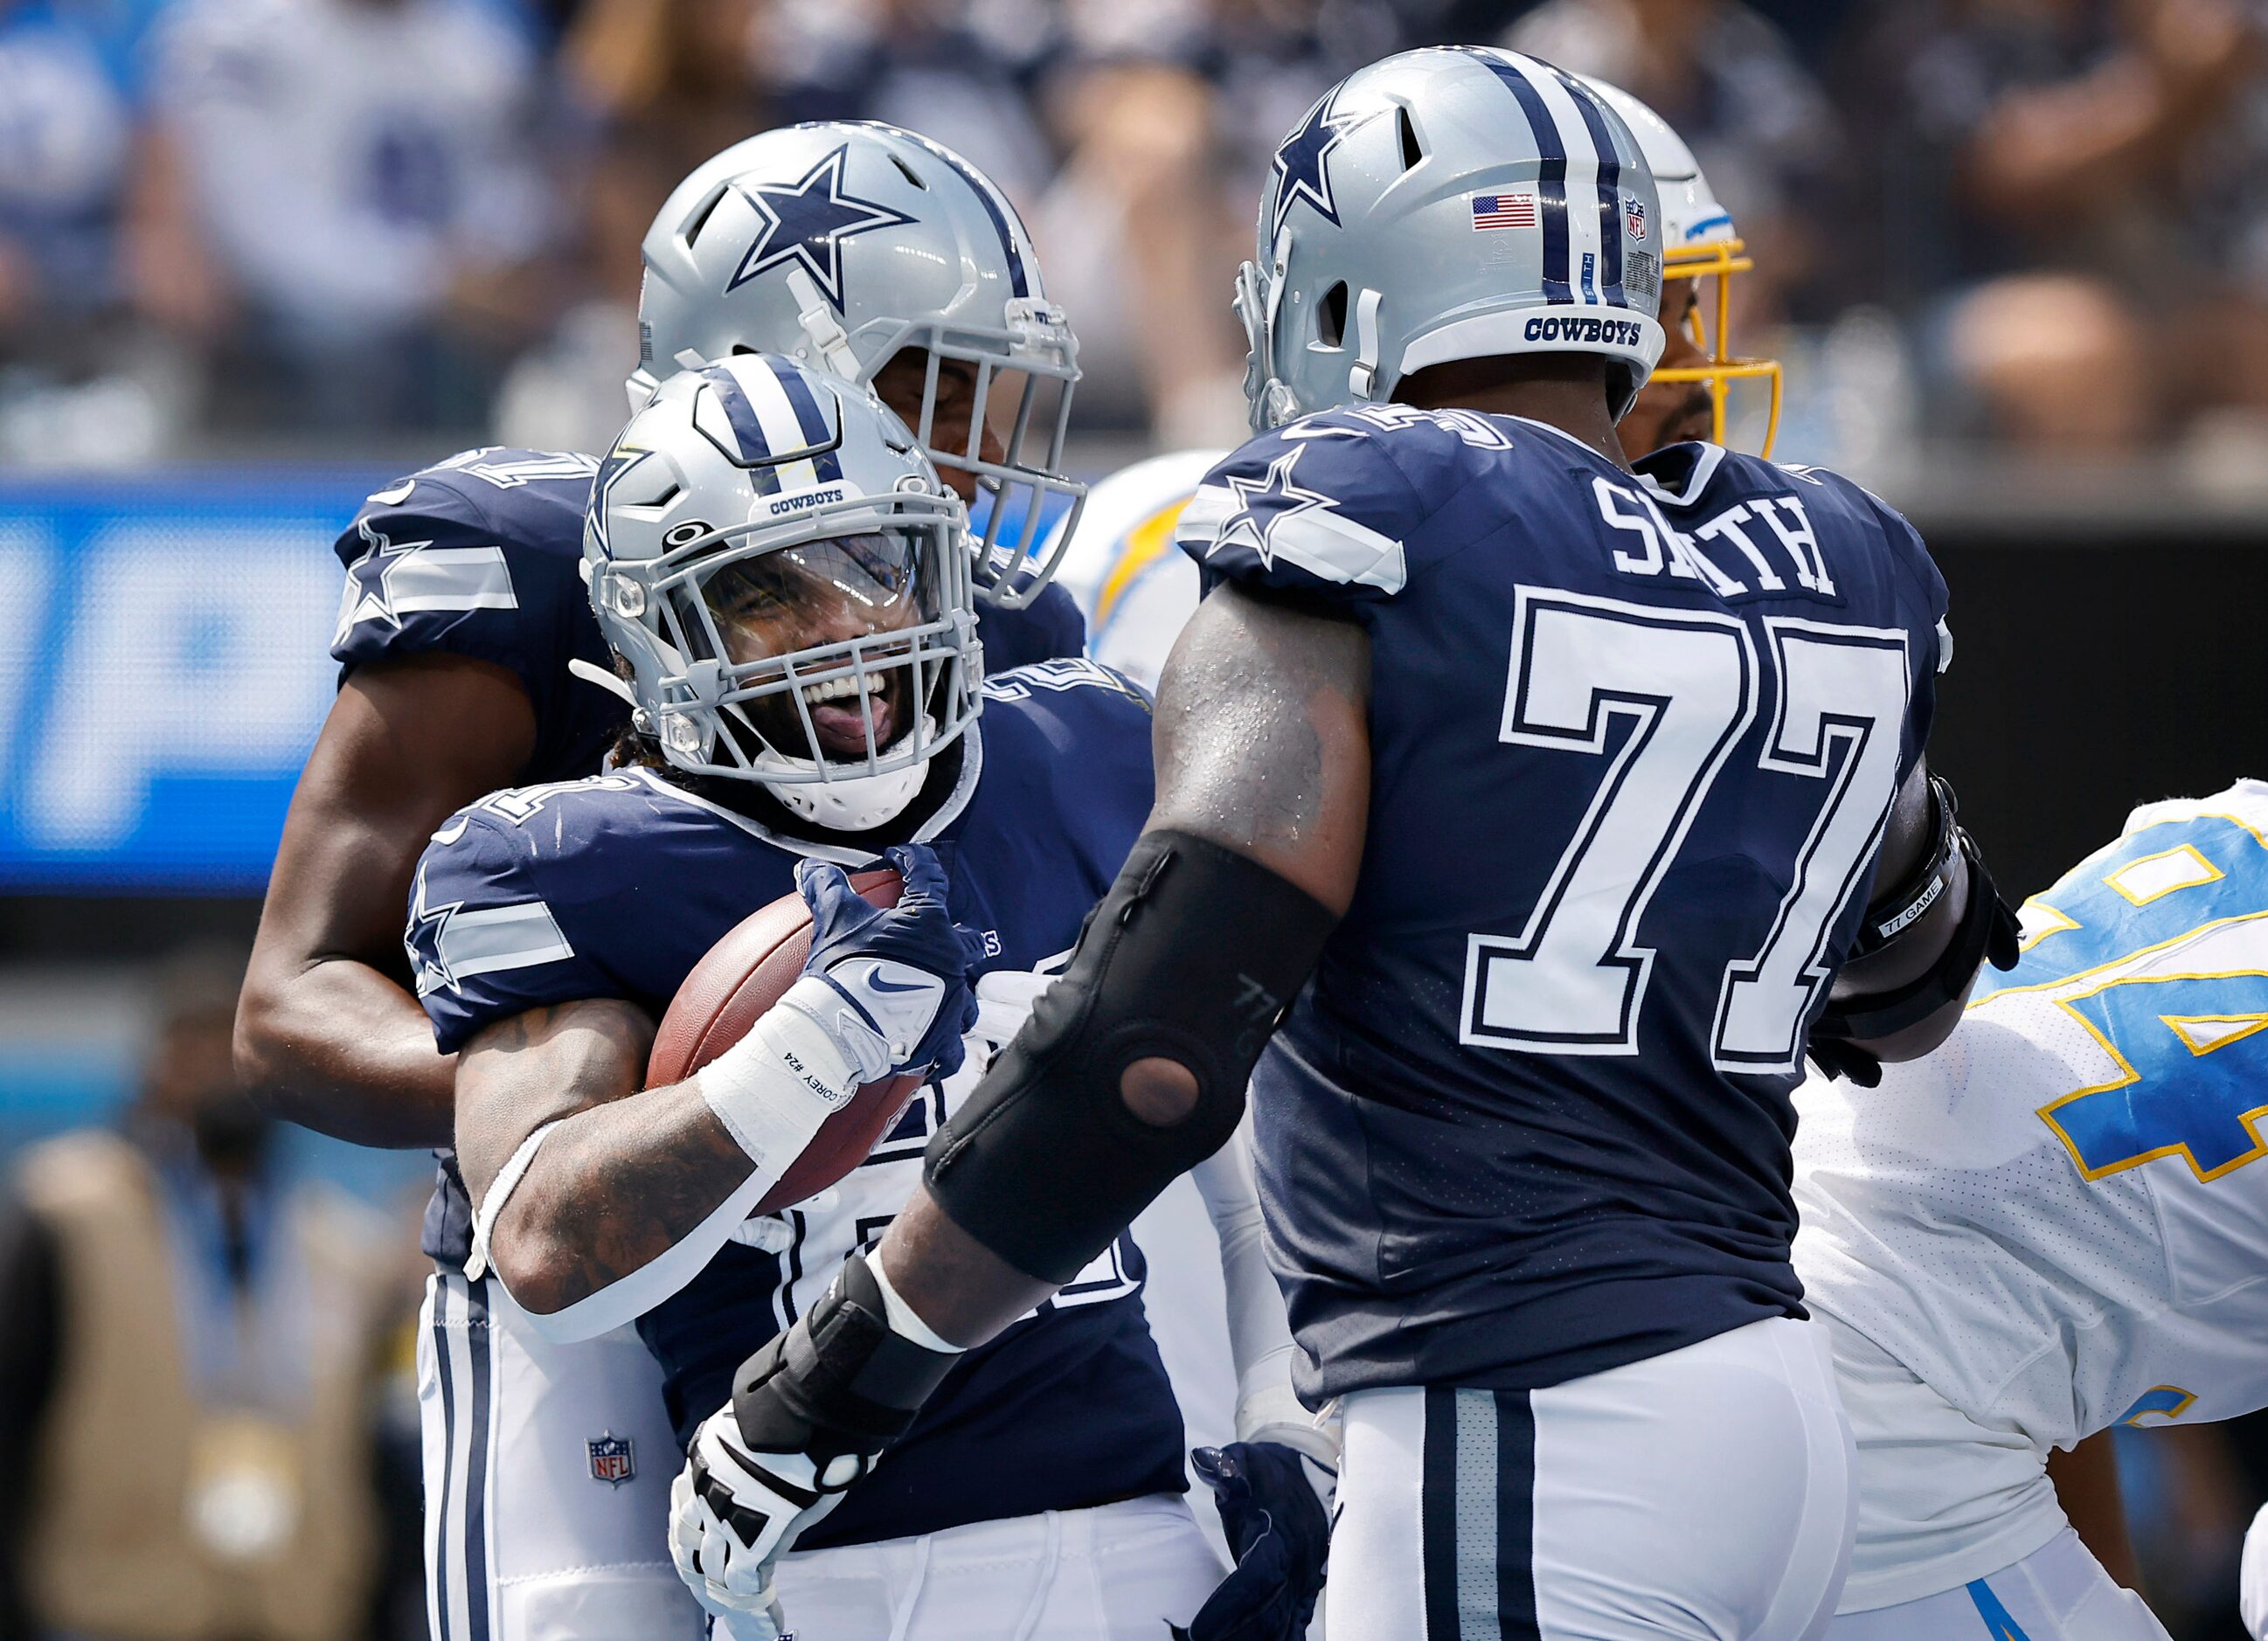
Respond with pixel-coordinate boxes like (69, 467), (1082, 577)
(699, 364), (774, 464)
(772, 364), (845, 482)
(879, 125), (1030, 299)
(1457, 50), (1571, 304)
(1548, 67), (1628, 309)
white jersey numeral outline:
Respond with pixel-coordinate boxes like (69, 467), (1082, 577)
(1715, 620), (1911, 1071)
(1460, 590), (1910, 1067)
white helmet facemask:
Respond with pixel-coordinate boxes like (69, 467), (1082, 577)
(588, 355), (981, 835)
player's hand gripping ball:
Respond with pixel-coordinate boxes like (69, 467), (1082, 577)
(649, 842), (981, 1213)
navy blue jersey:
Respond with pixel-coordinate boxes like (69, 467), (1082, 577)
(329, 447), (1086, 1265)
(1176, 412), (1949, 1401)
(330, 448), (626, 786)
(408, 662), (1187, 1546)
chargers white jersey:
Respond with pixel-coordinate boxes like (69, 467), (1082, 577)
(1049, 448), (1215, 692)
(1796, 779), (2268, 1453)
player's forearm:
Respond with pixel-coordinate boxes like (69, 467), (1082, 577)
(235, 955), (456, 1147)
(875, 1184), (1058, 1348)
(490, 1082), (757, 1317)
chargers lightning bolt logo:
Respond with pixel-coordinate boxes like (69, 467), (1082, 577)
(728, 146), (915, 310)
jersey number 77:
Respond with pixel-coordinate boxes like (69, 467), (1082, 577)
(1460, 588), (1911, 1076)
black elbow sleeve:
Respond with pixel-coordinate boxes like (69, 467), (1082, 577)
(1814, 788), (2022, 1060)
(924, 830), (1337, 1285)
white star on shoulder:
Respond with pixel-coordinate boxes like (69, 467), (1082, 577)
(1208, 448), (1338, 568)
(334, 518), (436, 640)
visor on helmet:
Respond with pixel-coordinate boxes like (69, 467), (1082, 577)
(642, 493), (974, 788)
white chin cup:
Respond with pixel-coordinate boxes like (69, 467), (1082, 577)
(755, 717), (937, 832)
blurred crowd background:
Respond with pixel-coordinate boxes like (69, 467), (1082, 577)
(4, 0), (2268, 1638)
(2, 0), (2268, 471)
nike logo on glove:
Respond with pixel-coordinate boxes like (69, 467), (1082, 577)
(867, 973), (930, 995)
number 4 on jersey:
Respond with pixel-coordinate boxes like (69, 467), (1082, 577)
(1460, 589), (1910, 1073)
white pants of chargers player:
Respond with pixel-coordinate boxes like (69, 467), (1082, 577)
(1326, 1316), (1855, 1641)
(419, 1271), (708, 1641)
(1819, 1321), (2170, 1641)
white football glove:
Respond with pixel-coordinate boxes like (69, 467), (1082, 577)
(669, 1402), (858, 1636)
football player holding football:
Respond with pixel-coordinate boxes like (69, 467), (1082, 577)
(428, 354), (1319, 1638)
(681, 47), (2021, 1639)
(238, 122), (1095, 1641)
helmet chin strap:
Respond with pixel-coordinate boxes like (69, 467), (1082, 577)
(754, 716), (940, 834)
(1346, 287), (1384, 401)
(787, 267), (866, 380)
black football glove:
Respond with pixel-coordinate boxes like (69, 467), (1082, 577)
(1172, 1442), (1332, 1641)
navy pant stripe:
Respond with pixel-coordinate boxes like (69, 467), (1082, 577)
(431, 1277), (457, 1641)
(464, 1277), (494, 1641)
(1423, 1387), (1463, 1639)
(1495, 1390), (1541, 1641)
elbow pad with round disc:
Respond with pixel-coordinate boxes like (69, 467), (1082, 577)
(924, 830), (1336, 1285)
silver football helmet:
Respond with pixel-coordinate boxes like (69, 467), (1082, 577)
(634, 121), (1082, 608)
(1238, 46), (1665, 432)
(586, 353), (976, 834)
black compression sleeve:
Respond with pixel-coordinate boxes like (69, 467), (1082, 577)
(926, 830), (1338, 1284)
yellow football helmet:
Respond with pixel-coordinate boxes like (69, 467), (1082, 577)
(1581, 78), (1783, 457)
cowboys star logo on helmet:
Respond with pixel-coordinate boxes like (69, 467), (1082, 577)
(728, 144), (917, 311)
(1269, 90), (1370, 240)
(635, 122), (1086, 606)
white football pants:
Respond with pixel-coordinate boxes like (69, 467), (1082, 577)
(1328, 1316), (1855, 1641)
(1827, 1528), (2168, 1641)
(738, 1494), (1224, 1640)
(418, 1271), (706, 1641)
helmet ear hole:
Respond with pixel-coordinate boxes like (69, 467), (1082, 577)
(1318, 282), (1349, 350)
(1397, 106), (1423, 171)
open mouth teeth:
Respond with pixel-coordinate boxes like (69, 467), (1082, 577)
(802, 673), (884, 706)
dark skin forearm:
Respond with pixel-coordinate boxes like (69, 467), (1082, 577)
(239, 655), (537, 1147)
(877, 584), (1371, 1347)
(455, 997), (766, 1317)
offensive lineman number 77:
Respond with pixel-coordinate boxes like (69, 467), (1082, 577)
(1460, 587), (1911, 1075)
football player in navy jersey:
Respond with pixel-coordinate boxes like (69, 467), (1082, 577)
(235, 124), (1096, 1641)
(690, 47), (2024, 1641)
(421, 355), (1304, 1638)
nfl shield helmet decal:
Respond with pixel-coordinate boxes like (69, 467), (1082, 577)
(587, 1432), (635, 1487)
(1623, 194), (1647, 241)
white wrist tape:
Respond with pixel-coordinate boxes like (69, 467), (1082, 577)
(869, 1256), (965, 1356)
(698, 974), (878, 1169)
(466, 1118), (565, 1283)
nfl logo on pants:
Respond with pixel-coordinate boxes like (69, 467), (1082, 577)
(587, 1433), (635, 1487)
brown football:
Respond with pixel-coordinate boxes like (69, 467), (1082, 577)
(648, 868), (923, 1214)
